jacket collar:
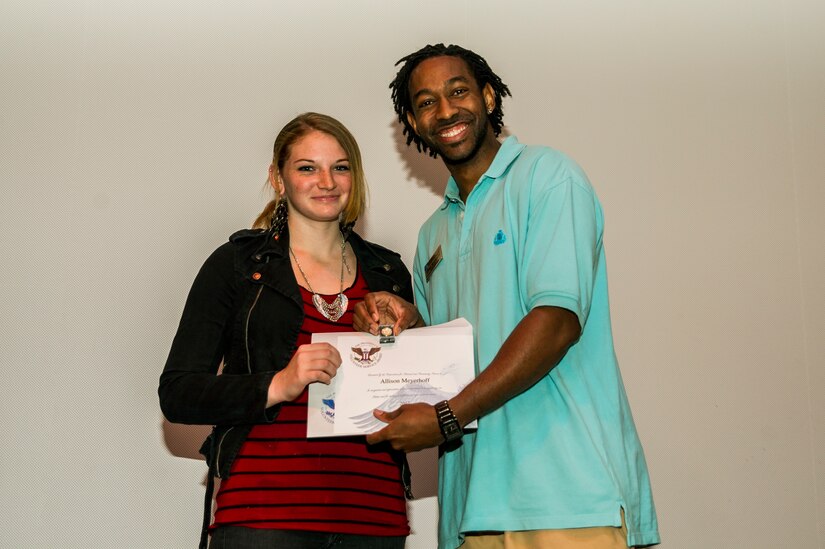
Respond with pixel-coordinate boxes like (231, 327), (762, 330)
(231, 226), (398, 278)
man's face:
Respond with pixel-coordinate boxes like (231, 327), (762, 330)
(406, 56), (495, 165)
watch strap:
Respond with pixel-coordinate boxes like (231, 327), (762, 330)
(434, 400), (463, 442)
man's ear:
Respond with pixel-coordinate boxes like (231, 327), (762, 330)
(483, 83), (495, 114)
(406, 111), (419, 135)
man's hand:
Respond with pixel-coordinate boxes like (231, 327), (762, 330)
(365, 403), (443, 452)
(353, 291), (424, 336)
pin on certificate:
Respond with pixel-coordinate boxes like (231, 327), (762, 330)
(307, 318), (476, 437)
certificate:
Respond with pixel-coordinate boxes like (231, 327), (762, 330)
(307, 318), (476, 437)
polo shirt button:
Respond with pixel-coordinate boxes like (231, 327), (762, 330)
(383, 264), (392, 272)
(392, 284), (401, 293)
(252, 272), (262, 280)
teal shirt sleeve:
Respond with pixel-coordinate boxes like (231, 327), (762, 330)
(517, 155), (603, 328)
(412, 226), (432, 326)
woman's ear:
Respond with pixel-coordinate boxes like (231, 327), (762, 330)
(268, 164), (285, 196)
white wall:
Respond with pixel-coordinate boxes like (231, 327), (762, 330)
(1, 1), (823, 547)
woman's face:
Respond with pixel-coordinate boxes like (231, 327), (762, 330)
(276, 130), (352, 226)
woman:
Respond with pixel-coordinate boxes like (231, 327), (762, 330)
(159, 113), (412, 549)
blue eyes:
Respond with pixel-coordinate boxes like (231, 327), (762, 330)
(296, 165), (349, 172)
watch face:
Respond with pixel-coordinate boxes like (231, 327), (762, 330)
(436, 400), (463, 442)
(442, 420), (462, 441)
(444, 425), (458, 440)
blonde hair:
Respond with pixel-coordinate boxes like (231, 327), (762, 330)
(253, 112), (368, 229)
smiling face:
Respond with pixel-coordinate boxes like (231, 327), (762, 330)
(272, 130), (352, 226)
(406, 55), (497, 166)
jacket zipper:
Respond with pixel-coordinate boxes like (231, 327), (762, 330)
(214, 426), (233, 479)
(245, 286), (264, 374)
(217, 283), (263, 478)
(401, 459), (413, 499)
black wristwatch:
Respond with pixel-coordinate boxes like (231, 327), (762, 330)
(434, 400), (463, 443)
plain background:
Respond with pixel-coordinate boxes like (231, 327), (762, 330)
(1, 1), (823, 547)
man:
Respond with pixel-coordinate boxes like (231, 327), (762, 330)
(353, 43), (659, 549)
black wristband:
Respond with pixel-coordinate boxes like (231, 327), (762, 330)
(434, 400), (463, 443)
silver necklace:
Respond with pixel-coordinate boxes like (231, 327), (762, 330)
(289, 234), (348, 322)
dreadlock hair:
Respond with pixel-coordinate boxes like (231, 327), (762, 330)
(389, 43), (512, 158)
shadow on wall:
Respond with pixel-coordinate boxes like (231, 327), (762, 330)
(388, 117), (514, 201)
(161, 418), (212, 461)
(390, 118), (449, 198)
(407, 447), (438, 499)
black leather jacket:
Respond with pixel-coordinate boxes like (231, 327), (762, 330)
(159, 227), (414, 547)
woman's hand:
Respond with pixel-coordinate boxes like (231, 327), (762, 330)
(267, 343), (341, 406)
(352, 291), (425, 336)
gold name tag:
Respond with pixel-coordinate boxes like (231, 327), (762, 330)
(424, 245), (443, 282)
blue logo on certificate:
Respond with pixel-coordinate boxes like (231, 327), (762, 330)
(320, 393), (335, 424)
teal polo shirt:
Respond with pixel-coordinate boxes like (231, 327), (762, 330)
(413, 136), (659, 549)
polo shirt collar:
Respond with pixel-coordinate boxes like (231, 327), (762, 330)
(483, 135), (525, 179)
(443, 136), (526, 203)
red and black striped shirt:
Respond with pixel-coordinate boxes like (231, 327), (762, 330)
(211, 267), (409, 536)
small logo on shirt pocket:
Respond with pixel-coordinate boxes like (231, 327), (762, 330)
(493, 229), (507, 246)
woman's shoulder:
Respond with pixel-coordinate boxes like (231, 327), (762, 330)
(227, 227), (278, 259)
(349, 233), (411, 292)
(229, 227), (268, 245)
(349, 232), (402, 261)
(198, 228), (271, 275)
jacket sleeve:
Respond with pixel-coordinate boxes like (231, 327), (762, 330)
(391, 252), (415, 303)
(158, 243), (279, 426)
